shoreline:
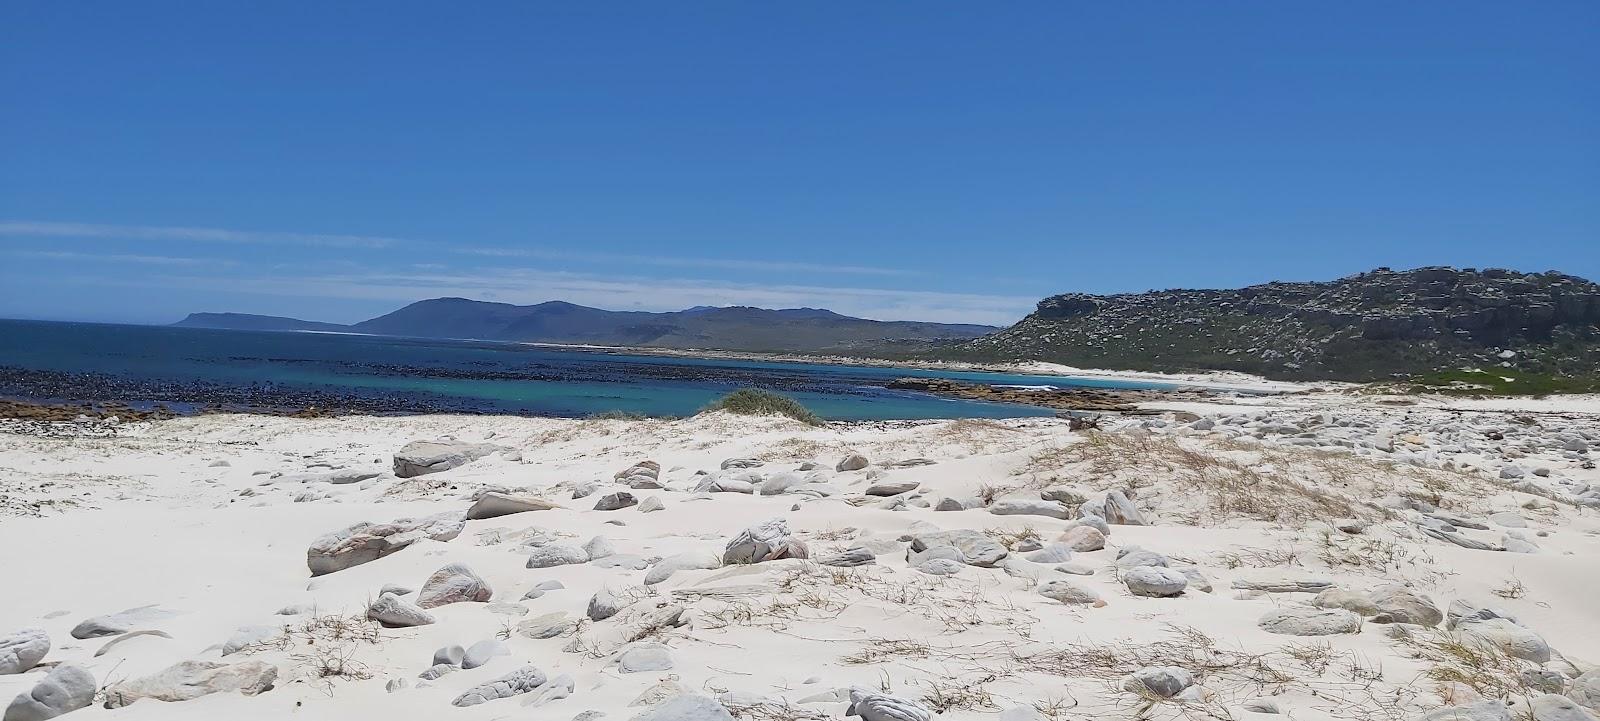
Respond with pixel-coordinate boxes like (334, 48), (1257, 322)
(522, 341), (1323, 394)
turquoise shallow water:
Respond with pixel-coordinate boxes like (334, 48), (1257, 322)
(0, 319), (1170, 420)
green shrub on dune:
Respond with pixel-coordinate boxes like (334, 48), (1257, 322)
(701, 388), (822, 425)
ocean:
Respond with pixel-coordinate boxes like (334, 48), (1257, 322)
(0, 319), (1169, 420)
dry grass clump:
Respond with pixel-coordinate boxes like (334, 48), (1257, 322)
(761, 563), (1036, 635)
(1490, 574), (1527, 600)
(236, 612), (383, 691)
(1389, 627), (1541, 702)
(1314, 530), (1430, 574)
(754, 438), (835, 463)
(725, 699), (832, 721)
(1019, 431), (1415, 526)
(985, 525), (1043, 551)
(930, 418), (1029, 454)
(1215, 544), (1302, 569)
(919, 673), (1001, 713)
(844, 625), (1417, 721)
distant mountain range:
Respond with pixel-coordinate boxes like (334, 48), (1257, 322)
(944, 266), (1600, 385)
(174, 298), (997, 353)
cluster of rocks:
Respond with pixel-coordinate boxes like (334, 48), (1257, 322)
(885, 377), (1206, 412)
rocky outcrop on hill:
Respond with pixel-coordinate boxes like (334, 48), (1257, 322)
(951, 266), (1600, 383)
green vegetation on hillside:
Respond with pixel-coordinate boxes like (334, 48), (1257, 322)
(1399, 369), (1600, 396)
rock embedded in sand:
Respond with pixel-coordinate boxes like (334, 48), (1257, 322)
(1085, 489), (1148, 525)
(989, 498), (1072, 520)
(1367, 585), (1442, 626)
(462, 639), (509, 669)
(1058, 525), (1105, 551)
(917, 558), (964, 575)
(1313, 588), (1381, 616)
(306, 512), (465, 575)
(432, 645), (465, 666)
(1528, 695), (1597, 721)
(1037, 580), (1102, 606)
(615, 460), (661, 485)
(418, 563), (493, 608)
(466, 492), (559, 519)
(1418, 700), (1512, 721)
(594, 492), (638, 511)
(632, 694), (736, 721)
(0, 629), (49, 675)
(527, 543), (590, 568)
(1122, 666), (1194, 698)
(1115, 548), (1169, 569)
(1041, 486), (1089, 505)
(722, 518), (808, 564)
(865, 480), (920, 496)
(846, 687), (933, 721)
(1571, 669), (1600, 711)
(1175, 566), (1213, 593)
(757, 472), (807, 495)
(5, 664), (94, 721)
(392, 439), (504, 478)
(644, 552), (722, 585)
(1229, 573), (1335, 594)
(836, 454), (869, 472)
(68, 605), (178, 639)
(420, 662), (456, 680)
(1456, 617), (1551, 663)
(367, 593), (435, 627)
(1123, 566), (1187, 597)
(518, 612), (578, 640)
(588, 587), (632, 621)
(220, 626), (278, 656)
(908, 529), (1007, 567)
(1257, 607), (1362, 636)
(908, 545), (966, 566)
(818, 547), (877, 567)
(638, 496), (665, 513)
(103, 660), (277, 708)
(583, 535), (616, 560)
(616, 642), (674, 673)
(1023, 543), (1074, 564)
(451, 665), (547, 707)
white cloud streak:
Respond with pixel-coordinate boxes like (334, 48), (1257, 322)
(2, 220), (916, 277)
(459, 247), (914, 277)
(4, 249), (237, 267)
(0, 221), (400, 249)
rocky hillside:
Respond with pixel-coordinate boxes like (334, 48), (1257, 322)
(949, 267), (1600, 385)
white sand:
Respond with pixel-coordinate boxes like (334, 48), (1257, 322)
(2, 403), (1597, 720)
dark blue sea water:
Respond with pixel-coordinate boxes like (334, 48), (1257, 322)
(0, 319), (1169, 420)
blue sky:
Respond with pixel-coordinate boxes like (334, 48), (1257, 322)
(2, 3), (1595, 326)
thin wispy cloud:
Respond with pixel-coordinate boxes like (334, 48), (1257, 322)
(2, 220), (914, 278)
(459, 247), (914, 277)
(5, 249), (237, 267)
(0, 221), (400, 249)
